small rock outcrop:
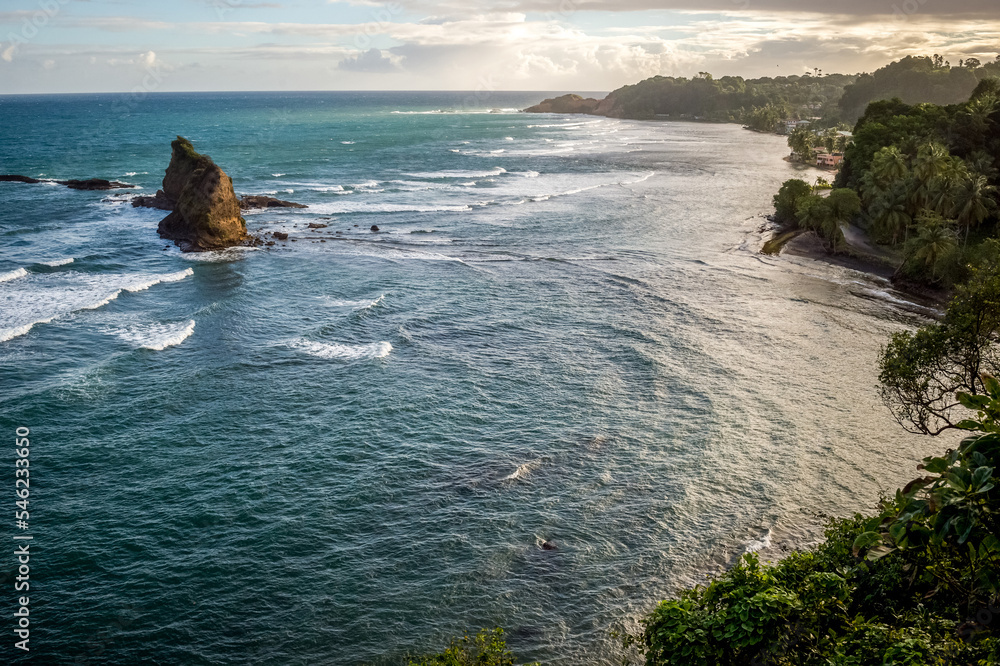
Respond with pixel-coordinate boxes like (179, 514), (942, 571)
(239, 195), (308, 210)
(524, 93), (622, 117)
(60, 179), (135, 190)
(1, 175), (135, 189)
(524, 94), (602, 114)
(132, 190), (174, 210)
(156, 137), (250, 252)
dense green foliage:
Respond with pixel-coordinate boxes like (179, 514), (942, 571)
(770, 178), (860, 252)
(600, 55), (1000, 129)
(630, 278), (1000, 665)
(407, 629), (537, 666)
(604, 72), (854, 124)
(839, 56), (1000, 120)
(879, 265), (1000, 435)
(772, 179), (814, 225)
(819, 75), (1000, 286)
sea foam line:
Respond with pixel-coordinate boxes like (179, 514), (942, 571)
(114, 320), (196, 351)
(294, 339), (392, 360)
(0, 268), (195, 344)
(0, 268), (28, 283)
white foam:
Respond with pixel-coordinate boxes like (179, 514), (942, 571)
(745, 529), (773, 554)
(325, 294), (385, 310)
(0, 268), (28, 283)
(0, 268), (194, 343)
(333, 244), (468, 264)
(272, 173), (286, 177)
(622, 171), (656, 185)
(341, 141), (355, 145)
(38, 258), (74, 267)
(295, 339), (392, 360)
(504, 137), (514, 141)
(404, 167), (507, 179)
(180, 247), (258, 262)
(307, 202), (472, 215)
(504, 459), (543, 481)
(113, 319), (195, 351)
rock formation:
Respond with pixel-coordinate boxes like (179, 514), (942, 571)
(1, 175), (136, 189)
(523, 93), (622, 117)
(524, 94), (602, 114)
(60, 179), (136, 190)
(155, 137), (250, 252)
(238, 195), (308, 210)
(135, 190), (306, 212)
(131, 190), (174, 210)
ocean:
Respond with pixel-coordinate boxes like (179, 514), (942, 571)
(0, 91), (942, 664)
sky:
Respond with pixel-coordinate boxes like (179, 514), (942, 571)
(0, 0), (998, 93)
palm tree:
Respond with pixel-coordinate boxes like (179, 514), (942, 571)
(951, 173), (999, 246)
(870, 146), (909, 186)
(967, 150), (999, 181)
(912, 143), (951, 185)
(869, 185), (912, 245)
(797, 196), (845, 252)
(926, 159), (967, 216)
(903, 212), (958, 282)
(859, 171), (886, 207)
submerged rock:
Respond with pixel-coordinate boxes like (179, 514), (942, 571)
(239, 195), (308, 210)
(307, 223), (328, 229)
(1, 175), (135, 189)
(541, 541), (558, 551)
(59, 178), (135, 190)
(156, 136), (249, 252)
(370, 225), (380, 232)
(132, 189), (174, 210)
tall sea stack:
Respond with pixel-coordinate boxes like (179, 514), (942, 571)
(156, 136), (249, 251)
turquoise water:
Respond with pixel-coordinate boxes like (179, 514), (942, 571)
(0, 92), (941, 664)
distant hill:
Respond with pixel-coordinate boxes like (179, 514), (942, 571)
(525, 55), (1000, 129)
(839, 55), (1000, 119)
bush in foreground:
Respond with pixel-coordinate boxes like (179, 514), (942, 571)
(408, 628), (539, 666)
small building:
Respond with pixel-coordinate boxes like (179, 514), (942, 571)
(781, 119), (813, 134)
(816, 153), (844, 168)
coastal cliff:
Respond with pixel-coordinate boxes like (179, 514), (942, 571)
(155, 137), (250, 252)
(524, 93), (618, 116)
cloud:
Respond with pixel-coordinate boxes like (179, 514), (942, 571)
(329, 0), (1000, 18)
(106, 51), (162, 67)
(338, 47), (403, 72)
